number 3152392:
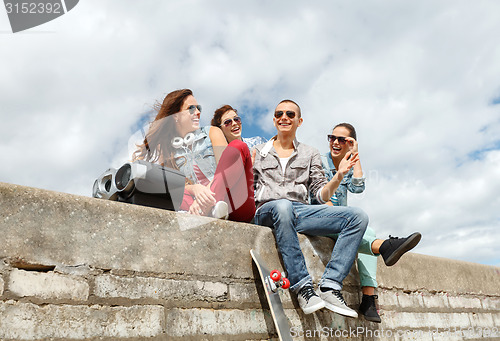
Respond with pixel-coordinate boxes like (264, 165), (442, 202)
(5, 2), (62, 14)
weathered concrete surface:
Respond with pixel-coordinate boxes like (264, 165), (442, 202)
(0, 301), (165, 339)
(94, 274), (228, 302)
(0, 182), (333, 282)
(9, 269), (89, 301)
(1, 182), (500, 340)
(377, 252), (500, 296)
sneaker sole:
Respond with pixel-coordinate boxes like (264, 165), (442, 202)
(384, 232), (422, 266)
(363, 314), (382, 323)
(302, 300), (326, 315)
(323, 301), (358, 318)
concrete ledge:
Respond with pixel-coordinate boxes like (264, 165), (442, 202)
(377, 252), (500, 296)
(1, 182), (499, 340)
(2, 182), (499, 295)
(0, 182), (338, 284)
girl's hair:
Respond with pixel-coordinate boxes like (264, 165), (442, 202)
(211, 104), (237, 127)
(333, 122), (357, 140)
(132, 89), (193, 166)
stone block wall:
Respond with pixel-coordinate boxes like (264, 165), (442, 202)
(0, 182), (499, 340)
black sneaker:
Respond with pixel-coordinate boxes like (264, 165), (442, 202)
(379, 232), (421, 266)
(359, 294), (381, 323)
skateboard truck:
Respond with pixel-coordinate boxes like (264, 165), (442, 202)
(268, 269), (291, 292)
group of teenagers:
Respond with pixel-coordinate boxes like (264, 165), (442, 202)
(133, 88), (422, 323)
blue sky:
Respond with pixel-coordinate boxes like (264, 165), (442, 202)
(1, 0), (500, 267)
(235, 104), (273, 141)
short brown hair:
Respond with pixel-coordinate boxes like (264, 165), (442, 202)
(277, 99), (301, 117)
(211, 104), (237, 126)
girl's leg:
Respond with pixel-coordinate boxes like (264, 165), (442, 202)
(357, 227), (381, 322)
(362, 286), (376, 296)
(210, 139), (255, 222)
(357, 227), (378, 289)
(357, 253), (378, 289)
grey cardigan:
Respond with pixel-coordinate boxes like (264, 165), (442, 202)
(253, 137), (328, 208)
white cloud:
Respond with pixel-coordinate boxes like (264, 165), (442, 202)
(1, 0), (499, 265)
(347, 149), (500, 264)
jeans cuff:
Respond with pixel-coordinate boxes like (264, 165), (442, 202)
(290, 275), (313, 293)
(319, 278), (342, 291)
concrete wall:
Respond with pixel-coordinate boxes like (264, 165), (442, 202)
(0, 182), (499, 340)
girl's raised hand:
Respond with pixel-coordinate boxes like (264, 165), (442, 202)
(338, 151), (359, 176)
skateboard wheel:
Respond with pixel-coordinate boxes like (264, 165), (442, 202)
(270, 269), (281, 282)
(282, 277), (290, 289)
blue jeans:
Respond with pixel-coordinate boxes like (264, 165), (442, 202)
(254, 199), (368, 293)
(330, 226), (378, 288)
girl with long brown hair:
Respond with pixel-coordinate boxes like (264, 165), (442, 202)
(133, 89), (255, 222)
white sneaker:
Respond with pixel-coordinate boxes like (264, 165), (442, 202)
(319, 288), (358, 318)
(297, 285), (325, 314)
(211, 201), (229, 220)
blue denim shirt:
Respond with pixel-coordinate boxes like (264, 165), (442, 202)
(172, 126), (216, 184)
(316, 152), (365, 206)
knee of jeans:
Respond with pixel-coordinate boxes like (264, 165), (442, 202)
(350, 206), (369, 230)
(272, 199), (294, 221)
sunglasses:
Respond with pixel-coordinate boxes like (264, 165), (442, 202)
(221, 116), (242, 127)
(327, 135), (348, 144)
(274, 110), (296, 119)
(187, 105), (202, 115)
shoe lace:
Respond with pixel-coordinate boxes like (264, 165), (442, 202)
(300, 286), (317, 302)
(387, 235), (401, 245)
(332, 289), (347, 304)
(364, 294), (378, 303)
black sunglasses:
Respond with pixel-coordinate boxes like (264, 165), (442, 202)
(221, 116), (242, 127)
(327, 135), (348, 144)
(274, 110), (296, 119)
(187, 105), (202, 115)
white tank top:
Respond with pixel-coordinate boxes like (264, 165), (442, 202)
(279, 156), (291, 176)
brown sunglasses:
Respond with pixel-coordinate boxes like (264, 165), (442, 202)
(274, 110), (296, 119)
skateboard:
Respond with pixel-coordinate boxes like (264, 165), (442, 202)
(250, 249), (292, 341)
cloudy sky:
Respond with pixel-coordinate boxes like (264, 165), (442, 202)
(1, 0), (499, 267)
